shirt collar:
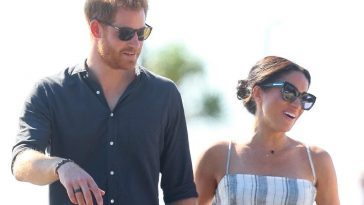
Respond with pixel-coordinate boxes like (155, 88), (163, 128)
(70, 59), (145, 80)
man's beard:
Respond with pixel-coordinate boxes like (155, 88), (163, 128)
(97, 39), (139, 71)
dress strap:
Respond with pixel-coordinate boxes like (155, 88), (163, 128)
(306, 146), (317, 184)
(225, 141), (233, 205)
(225, 141), (232, 175)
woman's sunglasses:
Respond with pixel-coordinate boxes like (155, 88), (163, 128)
(260, 81), (316, 110)
(98, 20), (152, 41)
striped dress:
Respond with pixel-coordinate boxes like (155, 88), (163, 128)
(212, 142), (317, 205)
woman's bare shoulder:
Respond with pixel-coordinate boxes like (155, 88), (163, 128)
(309, 145), (332, 158)
(200, 140), (231, 159)
(194, 141), (232, 180)
(308, 145), (335, 171)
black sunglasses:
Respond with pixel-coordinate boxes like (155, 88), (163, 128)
(260, 81), (316, 110)
(98, 20), (152, 41)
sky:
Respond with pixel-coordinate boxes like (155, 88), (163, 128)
(1, 0), (364, 204)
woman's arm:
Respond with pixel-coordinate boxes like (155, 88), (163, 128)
(194, 141), (229, 205)
(312, 146), (340, 205)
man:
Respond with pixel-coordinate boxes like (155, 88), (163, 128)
(11, 0), (197, 204)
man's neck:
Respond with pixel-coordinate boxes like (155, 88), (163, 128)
(86, 55), (137, 110)
(86, 53), (136, 88)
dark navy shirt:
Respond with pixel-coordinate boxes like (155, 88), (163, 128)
(12, 61), (197, 205)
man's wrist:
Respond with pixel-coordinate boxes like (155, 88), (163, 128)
(55, 158), (74, 175)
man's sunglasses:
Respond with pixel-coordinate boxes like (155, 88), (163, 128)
(98, 20), (152, 41)
(260, 81), (316, 110)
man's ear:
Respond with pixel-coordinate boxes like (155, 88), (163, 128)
(90, 20), (102, 38)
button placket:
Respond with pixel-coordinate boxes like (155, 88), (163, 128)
(107, 110), (117, 204)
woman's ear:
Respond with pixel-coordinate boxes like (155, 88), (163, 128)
(252, 86), (263, 104)
(90, 20), (102, 38)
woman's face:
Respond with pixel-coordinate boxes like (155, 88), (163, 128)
(256, 71), (310, 133)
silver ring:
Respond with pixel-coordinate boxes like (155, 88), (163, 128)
(74, 188), (82, 193)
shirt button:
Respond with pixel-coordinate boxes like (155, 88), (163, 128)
(110, 113), (114, 117)
(110, 141), (114, 146)
(110, 199), (115, 204)
(96, 90), (100, 95)
(110, 171), (114, 175)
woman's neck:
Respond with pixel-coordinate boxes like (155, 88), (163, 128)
(249, 131), (290, 155)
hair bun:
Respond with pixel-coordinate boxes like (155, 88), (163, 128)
(236, 79), (251, 100)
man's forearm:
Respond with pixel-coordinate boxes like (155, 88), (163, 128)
(12, 149), (61, 185)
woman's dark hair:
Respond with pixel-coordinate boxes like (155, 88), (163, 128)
(237, 56), (311, 114)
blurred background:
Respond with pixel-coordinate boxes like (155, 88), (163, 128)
(1, 0), (364, 204)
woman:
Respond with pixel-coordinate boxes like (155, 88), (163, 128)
(194, 56), (339, 205)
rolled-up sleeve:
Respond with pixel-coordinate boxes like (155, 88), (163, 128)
(160, 86), (197, 203)
(11, 81), (52, 173)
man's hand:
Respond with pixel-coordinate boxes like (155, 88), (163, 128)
(57, 161), (105, 205)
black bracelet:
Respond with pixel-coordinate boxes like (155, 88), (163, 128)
(55, 159), (74, 175)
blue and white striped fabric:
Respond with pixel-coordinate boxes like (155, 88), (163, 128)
(212, 174), (316, 205)
(212, 142), (317, 205)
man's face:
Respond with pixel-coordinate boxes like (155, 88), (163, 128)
(97, 7), (146, 71)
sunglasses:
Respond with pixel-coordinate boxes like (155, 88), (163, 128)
(98, 20), (152, 41)
(260, 81), (316, 110)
